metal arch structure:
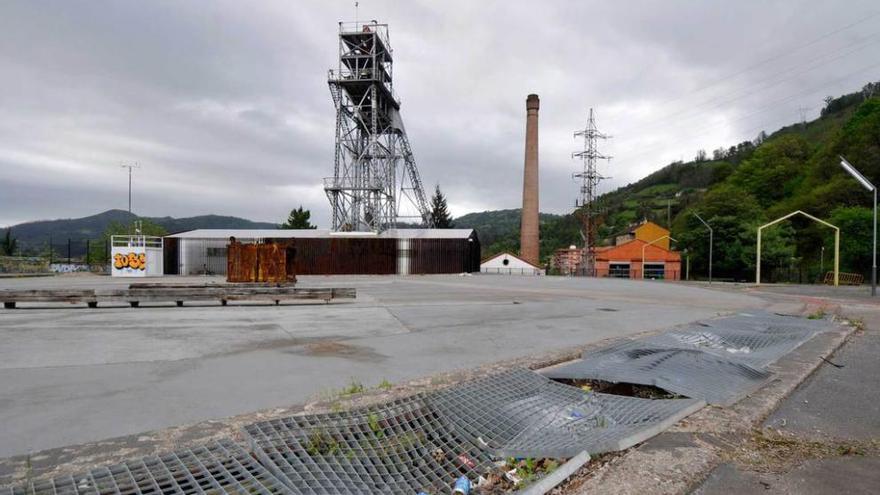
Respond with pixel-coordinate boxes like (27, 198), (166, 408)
(573, 108), (612, 276)
(325, 21), (430, 232)
(756, 210), (839, 286)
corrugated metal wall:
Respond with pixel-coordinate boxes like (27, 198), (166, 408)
(294, 238), (397, 275)
(176, 234), (480, 276)
(409, 238), (479, 274)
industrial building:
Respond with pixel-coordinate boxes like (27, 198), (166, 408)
(480, 252), (544, 275)
(163, 229), (480, 276)
(594, 239), (681, 280)
(551, 220), (681, 279)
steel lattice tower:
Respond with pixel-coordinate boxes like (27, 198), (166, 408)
(573, 108), (611, 275)
(324, 21), (430, 232)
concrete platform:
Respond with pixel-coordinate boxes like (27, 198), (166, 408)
(0, 274), (760, 459)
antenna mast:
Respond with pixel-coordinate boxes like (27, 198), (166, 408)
(573, 108), (611, 276)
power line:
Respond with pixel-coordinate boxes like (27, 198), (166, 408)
(614, 61), (880, 165)
(650, 11), (880, 109)
(622, 31), (880, 136)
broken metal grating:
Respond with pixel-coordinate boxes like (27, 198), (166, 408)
(7, 440), (289, 495)
(244, 395), (495, 494)
(544, 312), (834, 405)
(428, 369), (704, 458)
(652, 326), (815, 368)
(544, 340), (771, 406)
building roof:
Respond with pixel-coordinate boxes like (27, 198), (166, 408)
(480, 251), (542, 269)
(166, 228), (476, 240)
(594, 239), (680, 262)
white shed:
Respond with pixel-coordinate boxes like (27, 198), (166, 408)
(480, 252), (544, 275)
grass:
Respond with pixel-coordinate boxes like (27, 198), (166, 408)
(340, 378), (365, 396)
(807, 308), (827, 320)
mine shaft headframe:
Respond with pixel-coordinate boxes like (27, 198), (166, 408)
(324, 20), (430, 231)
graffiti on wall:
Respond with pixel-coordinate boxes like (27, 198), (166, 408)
(114, 252), (147, 271)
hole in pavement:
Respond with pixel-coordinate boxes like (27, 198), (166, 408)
(553, 378), (685, 400)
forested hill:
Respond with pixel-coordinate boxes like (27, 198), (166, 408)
(1, 209), (277, 256)
(467, 81), (880, 281)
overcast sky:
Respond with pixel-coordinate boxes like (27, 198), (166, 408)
(1, 1), (879, 227)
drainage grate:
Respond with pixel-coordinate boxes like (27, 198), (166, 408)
(652, 326), (814, 368)
(544, 340), (771, 406)
(429, 369), (705, 458)
(244, 395), (495, 494)
(7, 440), (289, 495)
(543, 312), (834, 406)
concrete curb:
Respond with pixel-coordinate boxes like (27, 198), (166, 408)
(518, 451), (591, 495)
(563, 312), (857, 494)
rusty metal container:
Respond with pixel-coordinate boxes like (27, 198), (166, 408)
(226, 238), (297, 284)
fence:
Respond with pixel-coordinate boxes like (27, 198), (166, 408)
(825, 271), (863, 285)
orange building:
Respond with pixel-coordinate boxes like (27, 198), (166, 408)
(594, 239), (681, 280)
(614, 220), (671, 250)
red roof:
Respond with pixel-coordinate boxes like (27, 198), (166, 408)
(594, 239), (680, 262)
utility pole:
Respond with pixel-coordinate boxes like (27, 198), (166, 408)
(797, 106), (809, 127)
(839, 156), (875, 296)
(692, 211), (713, 284)
(573, 108), (612, 276)
(121, 163), (140, 215)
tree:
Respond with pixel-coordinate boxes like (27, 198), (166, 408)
(429, 185), (454, 228)
(280, 206), (316, 229)
(828, 206), (873, 276)
(695, 149), (708, 162)
(1, 228), (17, 256)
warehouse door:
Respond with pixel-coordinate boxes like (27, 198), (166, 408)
(643, 262), (666, 280)
(609, 262), (630, 278)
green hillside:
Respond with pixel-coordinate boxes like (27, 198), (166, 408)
(454, 209), (565, 256)
(1, 209), (277, 257)
(471, 81), (880, 282)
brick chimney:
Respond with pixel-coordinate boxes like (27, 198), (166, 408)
(520, 94), (540, 266)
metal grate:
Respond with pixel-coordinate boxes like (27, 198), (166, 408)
(429, 369), (705, 458)
(7, 440), (289, 495)
(653, 326), (814, 368)
(543, 340), (771, 406)
(244, 395), (495, 494)
(544, 312), (834, 406)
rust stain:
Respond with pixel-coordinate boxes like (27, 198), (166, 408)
(297, 341), (388, 363)
(226, 238), (297, 283)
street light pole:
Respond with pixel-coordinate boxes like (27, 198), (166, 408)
(839, 156), (876, 296)
(692, 212), (713, 284)
(121, 163), (140, 215)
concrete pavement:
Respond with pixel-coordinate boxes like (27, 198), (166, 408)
(0, 274), (760, 459)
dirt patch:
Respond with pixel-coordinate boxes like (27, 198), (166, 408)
(294, 341), (388, 363)
(722, 428), (880, 473)
(546, 452), (623, 494)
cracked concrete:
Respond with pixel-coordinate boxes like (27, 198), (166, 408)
(0, 274), (760, 486)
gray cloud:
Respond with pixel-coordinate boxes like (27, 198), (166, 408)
(1, 0), (878, 227)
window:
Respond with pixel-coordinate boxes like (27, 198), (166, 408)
(644, 262), (665, 280)
(502, 258), (510, 266)
(609, 262), (630, 278)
